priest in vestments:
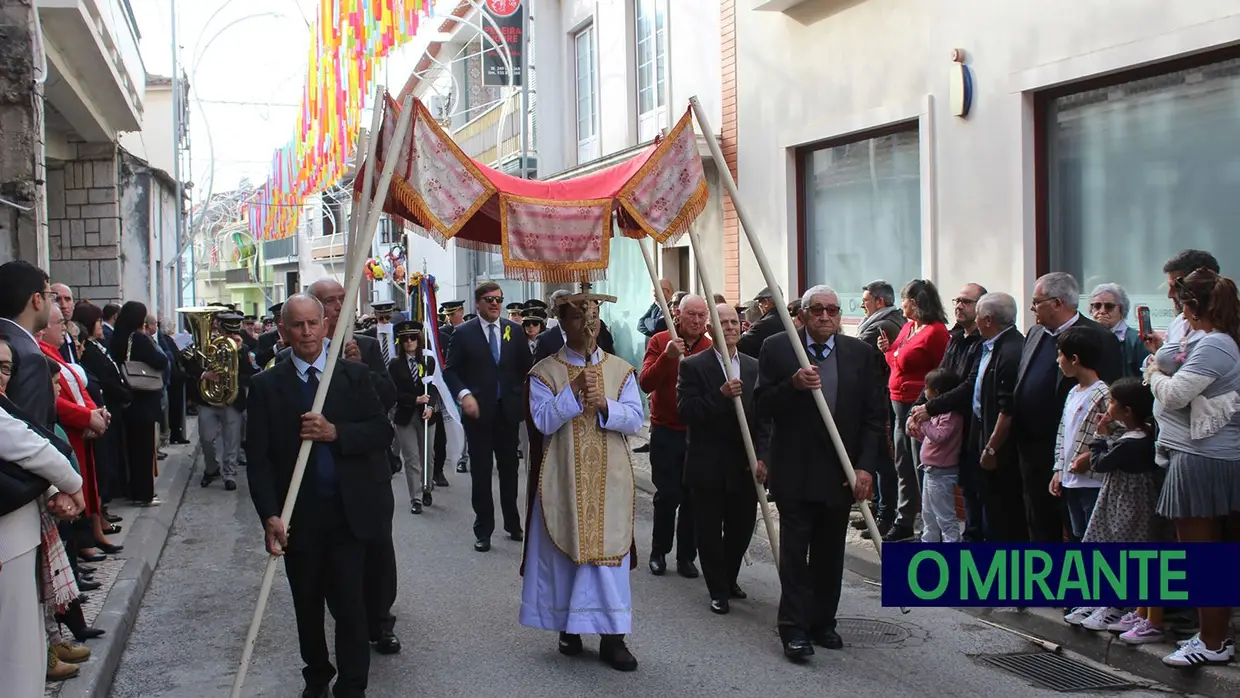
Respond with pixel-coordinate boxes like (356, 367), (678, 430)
(521, 284), (644, 671)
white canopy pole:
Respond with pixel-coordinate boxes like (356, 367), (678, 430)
(343, 91), (387, 347)
(687, 96), (893, 574)
(230, 91), (417, 698)
(683, 229), (780, 567)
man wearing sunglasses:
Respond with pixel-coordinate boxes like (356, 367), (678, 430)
(443, 281), (534, 552)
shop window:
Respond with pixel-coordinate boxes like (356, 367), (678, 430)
(799, 127), (921, 320)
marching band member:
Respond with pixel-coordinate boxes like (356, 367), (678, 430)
(436, 300), (469, 476)
(256, 302), (284, 369)
(389, 320), (439, 514)
(192, 312), (257, 491)
(360, 300), (399, 366)
(522, 305), (546, 354)
(506, 302), (525, 324)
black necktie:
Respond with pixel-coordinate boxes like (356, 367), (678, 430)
(811, 343), (827, 361)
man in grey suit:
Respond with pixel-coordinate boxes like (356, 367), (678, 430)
(0, 261), (57, 428)
(677, 303), (770, 615)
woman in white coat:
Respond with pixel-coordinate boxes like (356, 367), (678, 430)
(0, 337), (85, 697)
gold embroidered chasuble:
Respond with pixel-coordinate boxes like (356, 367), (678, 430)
(529, 349), (637, 567)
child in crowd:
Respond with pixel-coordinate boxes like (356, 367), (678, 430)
(1081, 377), (1167, 643)
(908, 368), (965, 543)
(1052, 328), (1114, 629)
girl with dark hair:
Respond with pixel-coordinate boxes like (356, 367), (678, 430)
(1144, 268), (1240, 667)
(879, 279), (950, 542)
(109, 301), (168, 506)
(72, 302), (131, 528)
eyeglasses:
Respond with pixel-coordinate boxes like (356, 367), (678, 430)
(0, 361), (12, 376)
(806, 304), (841, 317)
(1030, 297), (1056, 310)
(1090, 301), (1117, 312)
(952, 297), (977, 306)
(480, 295), (504, 304)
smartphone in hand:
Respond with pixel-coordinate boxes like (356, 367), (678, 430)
(1136, 305), (1153, 341)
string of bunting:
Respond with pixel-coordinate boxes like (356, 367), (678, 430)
(245, 0), (435, 242)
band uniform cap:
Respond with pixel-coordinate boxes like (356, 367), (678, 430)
(523, 299), (548, 310)
(371, 300), (396, 312)
(506, 302), (524, 311)
(440, 300), (465, 312)
(754, 285), (781, 301)
(395, 320), (423, 338)
(243, 314), (257, 322)
(217, 312), (244, 332)
(463, 313), (477, 321)
(268, 302), (284, 316)
(522, 308), (548, 323)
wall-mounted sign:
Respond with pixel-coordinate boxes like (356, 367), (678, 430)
(482, 0), (524, 87)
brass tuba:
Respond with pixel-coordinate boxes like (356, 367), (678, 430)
(177, 306), (240, 407)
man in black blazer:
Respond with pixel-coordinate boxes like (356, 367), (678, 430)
(754, 285), (882, 662)
(677, 303), (769, 615)
(443, 281), (534, 552)
(255, 302), (284, 369)
(969, 292), (1028, 542)
(432, 300), (466, 479)
(0, 261), (56, 428)
(1009, 272), (1121, 542)
(246, 294), (394, 698)
(737, 285), (787, 358)
(533, 302), (615, 363)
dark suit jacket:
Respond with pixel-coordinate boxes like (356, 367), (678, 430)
(275, 334), (396, 411)
(532, 324), (616, 365)
(677, 350), (770, 493)
(737, 310), (783, 359)
(754, 330), (886, 507)
(389, 354), (439, 426)
(245, 358), (394, 548)
(255, 328), (280, 369)
(443, 317), (534, 424)
(0, 318), (56, 428)
(79, 339), (131, 410)
(974, 327), (1025, 467)
(102, 323), (114, 345)
(1012, 313), (1122, 438)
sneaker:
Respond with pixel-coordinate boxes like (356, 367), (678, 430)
(1107, 611), (1142, 633)
(1082, 606), (1125, 631)
(1119, 619), (1165, 645)
(1162, 635), (1235, 667)
(1064, 607), (1096, 625)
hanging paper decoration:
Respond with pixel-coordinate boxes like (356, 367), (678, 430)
(364, 257), (386, 281)
(246, 0), (435, 241)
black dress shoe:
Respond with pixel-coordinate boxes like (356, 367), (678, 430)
(102, 524), (121, 534)
(677, 560), (699, 579)
(79, 565), (97, 575)
(104, 514), (122, 524)
(95, 542), (123, 555)
(648, 554), (666, 576)
(225, 479), (237, 491)
(433, 474), (450, 487)
(79, 551), (106, 562)
(411, 500), (423, 514)
(79, 580), (102, 592)
(710, 599), (730, 615)
(783, 638), (814, 661)
(812, 629), (844, 649)
(558, 632), (583, 656)
(508, 530), (524, 542)
(374, 631), (401, 655)
(77, 626), (105, 640)
(633, 443), (650, 453)
(171, 438), (191, 445)
(474, 538), (491, 552)
(456, 463), (468, 473)
(300, 686), (330, 698)
(422, 491), (432, 506)
(599, 635), (638, 671)
(729, 583), (747, 599)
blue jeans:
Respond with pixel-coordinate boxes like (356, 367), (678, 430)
(1063, 486), (1100, 540)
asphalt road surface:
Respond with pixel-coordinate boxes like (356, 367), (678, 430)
(110, 453), (1174, 697)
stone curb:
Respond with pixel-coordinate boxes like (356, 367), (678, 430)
(838, 541), (1240, 698)
(58, 431), (200, 698)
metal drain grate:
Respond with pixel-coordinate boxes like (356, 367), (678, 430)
(980, 652), (1139, 692)
(836, 618), (912, 647)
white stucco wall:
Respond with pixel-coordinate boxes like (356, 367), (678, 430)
(118, 86), (176, 175)
(736, 0), (1240, 326)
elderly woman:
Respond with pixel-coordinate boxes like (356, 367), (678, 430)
(1145, 268), (1240, 667)
(1089, 283), (1149, 378)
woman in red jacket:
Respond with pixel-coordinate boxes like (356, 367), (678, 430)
(879, 279), (950, 542)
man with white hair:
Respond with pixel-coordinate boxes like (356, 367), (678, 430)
(639, 293), (712, 578)
(1010, 272), (1120, 542)
(755, 284), (883, 662)
(969, 292), (1026, 541)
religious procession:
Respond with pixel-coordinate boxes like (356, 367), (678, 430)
(4, 1), (1239, 697)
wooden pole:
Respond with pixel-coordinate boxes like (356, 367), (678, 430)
(230, 91), (417, 698)
(687, 97), (897, 592)
(343, 92), (387, 347)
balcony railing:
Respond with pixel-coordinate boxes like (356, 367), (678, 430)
(224, 267), (252, 284)
(262, 237), (297, 262)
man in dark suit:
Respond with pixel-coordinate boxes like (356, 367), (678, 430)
(737, 286), (787, 359)
(101, 303), (120, 344)
(256, 302), (284, 369)
(157, 324), (190, 445)
(969, 292), (1028, 542)
(246, 294), (394, 698)
(637, 278), (674, 340)
(443, 281), (534, 552)
(0, 261), (57, 427)
(755, 284), (882, 662)
(533, 307), (616, 363)
(1010, 272), (1121, 542)
(431, 300), (466, 479)
(677, 303), (769, 615)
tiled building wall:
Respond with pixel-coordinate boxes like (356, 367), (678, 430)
(46, 144), (122, 303)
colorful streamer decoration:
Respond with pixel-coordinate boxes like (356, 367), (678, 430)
(246, 0), (435, 241)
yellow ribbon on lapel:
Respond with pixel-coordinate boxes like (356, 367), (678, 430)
(503, 325), (511, 342)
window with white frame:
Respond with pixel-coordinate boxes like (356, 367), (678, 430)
(635, 0), (668, 142)
(574, 24), (598, 163)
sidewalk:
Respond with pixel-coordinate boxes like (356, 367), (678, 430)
(47, 421), (199, 698)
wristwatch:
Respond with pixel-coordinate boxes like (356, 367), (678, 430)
(984, 446), (996, 457)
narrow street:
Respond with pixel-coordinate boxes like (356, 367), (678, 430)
(109, 451), (1172, 697)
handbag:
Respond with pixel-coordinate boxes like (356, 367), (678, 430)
(122, 334), (164, 393)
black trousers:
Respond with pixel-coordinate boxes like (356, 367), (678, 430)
(363, 528), (398, 639)
(775, 499), (850, 642)
(649, 426), (695, 562)
(956, 443), (986, 540)
(430, 410), (446, 477)
(973, 422), (1029, 543)
(124, 416), (157, 502)
(168, 377), (186, 440)
(1015, 435), (1064, 542)
(284, 497), (370, 697)
(691, 483), (756, 600)
(464, 406), (522, 539)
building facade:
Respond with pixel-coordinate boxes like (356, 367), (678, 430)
(737, 0), (1240, 331)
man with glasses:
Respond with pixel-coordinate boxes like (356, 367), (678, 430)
(0, 261), (57, 427)
(443, 281), (534, 552)
(906, 283), (988, 540)
(754, 285), (882, 662)
(1010, 272), (1120, 543)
